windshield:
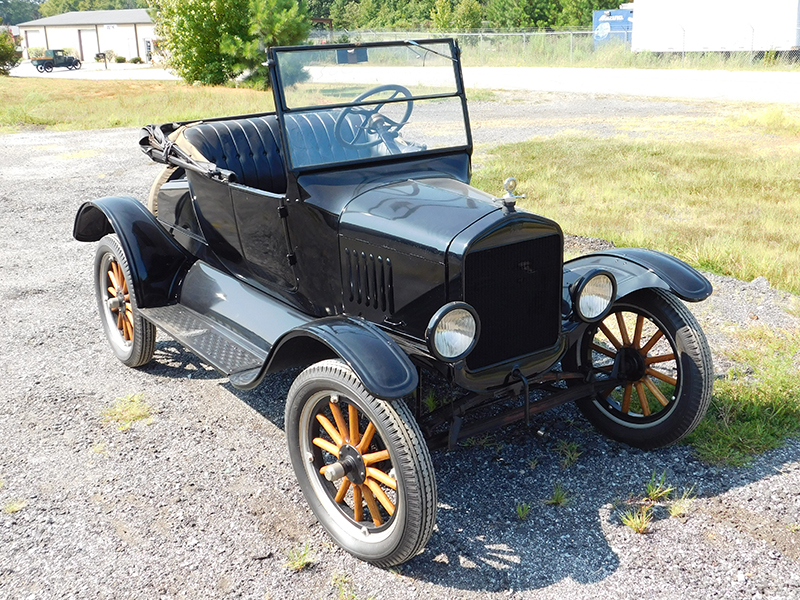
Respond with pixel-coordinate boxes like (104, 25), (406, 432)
(271, 40), (470, 170)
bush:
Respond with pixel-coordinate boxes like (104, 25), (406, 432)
(130, 56), (143, 64)
(102, 49), (116, 61)
(0, 31), (20, 76)
(115, 56), (126, 63)
(63, 47), (78, 58)
(27, 46), (46, 58)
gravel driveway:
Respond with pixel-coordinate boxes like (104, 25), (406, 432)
(1, 94), (799, 600)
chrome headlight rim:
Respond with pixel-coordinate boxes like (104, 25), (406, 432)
(425, 302), (481, 363)
(572, 269), (617, 323)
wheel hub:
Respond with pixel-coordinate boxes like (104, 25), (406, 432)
(618, 346), (646, 382)
(335, 444), (367, 485)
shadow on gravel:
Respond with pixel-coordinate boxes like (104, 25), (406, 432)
(140, 344), (800, 594)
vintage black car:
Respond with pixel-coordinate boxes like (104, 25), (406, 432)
(32, 49), (81, 72)
(73, 39), (713, 567)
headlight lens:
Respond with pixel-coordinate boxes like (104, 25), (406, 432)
(426, 303), (479, 362)
(575, 271), (616, 322)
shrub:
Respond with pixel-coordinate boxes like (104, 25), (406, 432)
(130, 56), (143, 64)
(102, 49), (116, 61)
(115, 56), (126, 63)
(27, 46), (46, 58)
(0, 31), (20, 76)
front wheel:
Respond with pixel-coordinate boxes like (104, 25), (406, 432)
(44, 62), (53, 73)
(72, 59), (81, 70)
(94, 234), (156, 367)
(569, 289), (712, 449)
(285, 359), (436, 567)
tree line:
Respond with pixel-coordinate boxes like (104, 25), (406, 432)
(2, 0), (608, 28)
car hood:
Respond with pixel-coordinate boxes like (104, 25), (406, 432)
(338, 177), (500, 263)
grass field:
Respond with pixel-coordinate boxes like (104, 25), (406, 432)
(472, 130), (800, 295)
(0, 79), (275, 131)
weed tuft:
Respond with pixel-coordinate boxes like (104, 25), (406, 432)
(516, 501), (531, 521)
(544, 482), (571, 507)
(556, 440), (583, 468)
(3, 499), (27, 514)
(620, 505), (652, 534)
(668, 487), (696, 518)
(645, 471), (674, 502)
(285, 542), (315, 571)
(102, 393), (153, 431)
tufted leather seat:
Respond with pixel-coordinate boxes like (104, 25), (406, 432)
(184, 116), (287, 195)
(182, 111), (389, 194)
(283, 111), (389, 168)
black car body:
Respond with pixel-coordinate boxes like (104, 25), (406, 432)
(74, 39), (713, 567)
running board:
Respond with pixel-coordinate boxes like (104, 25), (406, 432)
(141, 304), (268, 379)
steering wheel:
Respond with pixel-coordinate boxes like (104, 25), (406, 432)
(333, 84), (413, 149)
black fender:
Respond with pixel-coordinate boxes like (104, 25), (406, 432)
(564, 248), (712, 304)
(243, 317), (419, 400)
(73, 196), (194, 307)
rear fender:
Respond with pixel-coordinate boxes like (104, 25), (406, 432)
(252, 317), (419, 400)
(564, 248), (712, 304)
(73, 196), (194, 307)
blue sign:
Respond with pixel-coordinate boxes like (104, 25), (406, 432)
(592, 9), (633, 48)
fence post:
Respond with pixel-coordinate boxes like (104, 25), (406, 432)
(480, 32), (484, 65)
(570, 31), (574, 65)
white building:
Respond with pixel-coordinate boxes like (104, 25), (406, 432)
(17, 9), (156, 62)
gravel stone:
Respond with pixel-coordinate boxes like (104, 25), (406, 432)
(1, 95), (798, 599)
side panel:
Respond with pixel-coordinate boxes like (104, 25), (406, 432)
(73, 196), (193, 308)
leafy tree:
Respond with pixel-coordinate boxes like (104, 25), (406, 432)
(430, 0), (452, 31)
(0, 0), (42, 25)
(452, 0), (480, 30)
(149, 0), (250, 85)
(221, 0), (310, 89)
(485, 0), (531, 28)
(40, 0), (144, 17)
(556, 0), (604, 27)
(0, 29), (21, 74)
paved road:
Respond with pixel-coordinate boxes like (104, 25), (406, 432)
(11, 59), (800, 103)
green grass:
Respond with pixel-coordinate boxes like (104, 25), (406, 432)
(619, 505), (652, 534)
(645, 471), (674, 502)
(686, 327), (800, 466)
(102, 393), (153, 431)
(668, 487), (696, 518)
(474, 135), (800, 294)
(516, 501), (532, 521)
(3, 499), (27, 514)
(555, 440), (583, 469)
(285, 542), (315, 571)
(544, 482), (571, 506)
(0, 79), (275, 132)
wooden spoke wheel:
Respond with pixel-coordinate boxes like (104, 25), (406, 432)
(572, 289), (712, 449)
(285, 359), (436, 567)
(94, 234), (155, 368)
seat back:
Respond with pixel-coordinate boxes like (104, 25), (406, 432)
(183, 116), (287, 195)
(284, 111), (390, 168)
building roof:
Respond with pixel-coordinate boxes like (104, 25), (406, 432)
(17, 9), (152, 28)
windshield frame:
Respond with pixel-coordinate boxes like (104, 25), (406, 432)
(267, 38), (473, 175)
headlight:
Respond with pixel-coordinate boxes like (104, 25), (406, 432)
(425, 302), (480, 362)
(573, 270), (616, 322)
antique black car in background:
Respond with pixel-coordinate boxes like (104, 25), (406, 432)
(73, 39), (713, 567)
(32, 49), (81, 72)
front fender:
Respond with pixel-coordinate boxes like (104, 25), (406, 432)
(248, 317), (418, 400)
(565, 248), (712, 304)
(73, 197), (194, 307)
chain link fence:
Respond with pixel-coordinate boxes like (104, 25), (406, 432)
(308, 27), (800, 69)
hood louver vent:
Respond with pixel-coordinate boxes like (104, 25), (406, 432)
(344, 248), (395, 314)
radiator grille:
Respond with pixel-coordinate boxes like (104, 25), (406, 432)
(344, 248), (394, 313)
(464, 234), (562, 371)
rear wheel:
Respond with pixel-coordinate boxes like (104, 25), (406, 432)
(36, 64), (44, 73)
(285, 359), (436, 567)
(94, 234), (156, 367)
(44, 62), (53, 73)
(570, 289), (712, 449)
